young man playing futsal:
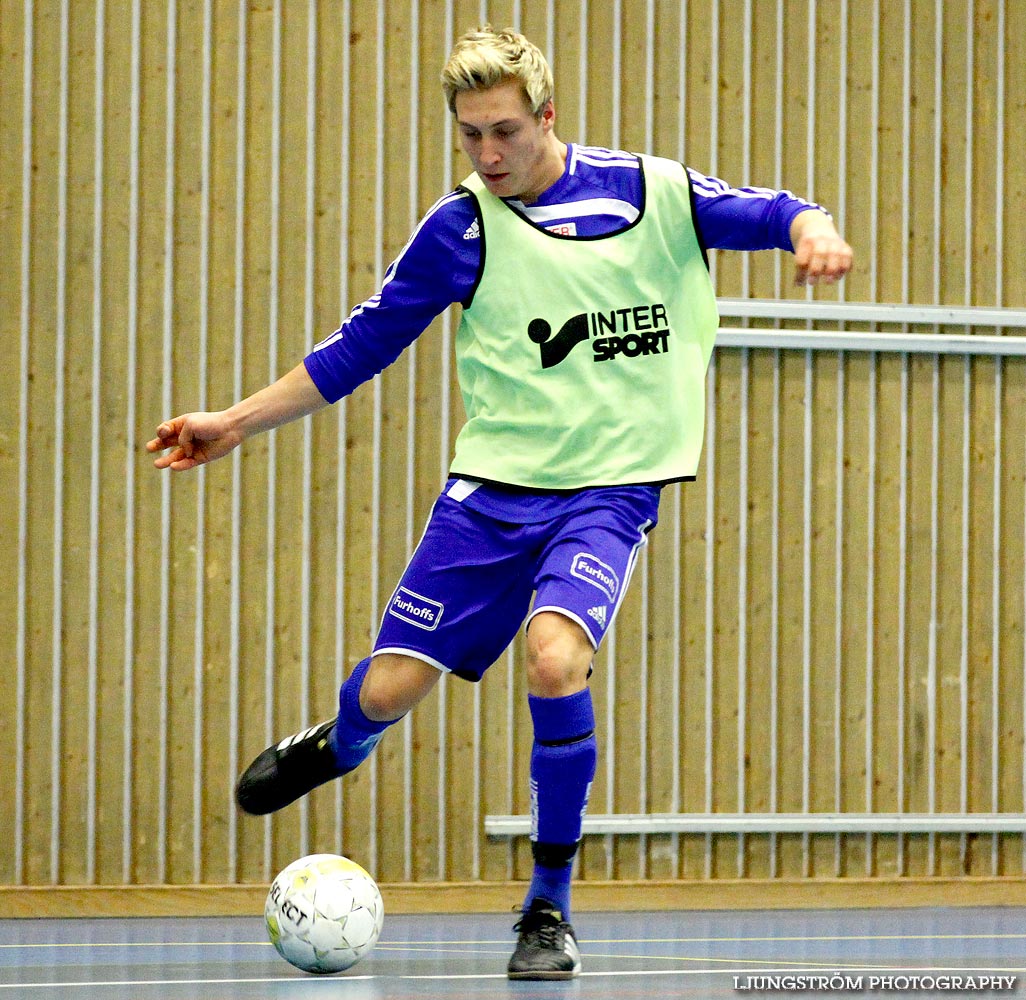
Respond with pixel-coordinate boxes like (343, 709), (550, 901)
(148, 26), (852, 980)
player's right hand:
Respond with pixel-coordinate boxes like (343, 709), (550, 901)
(146, 412), (243, 471)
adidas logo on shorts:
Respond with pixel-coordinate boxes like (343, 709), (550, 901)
(587, 605), (608, 629)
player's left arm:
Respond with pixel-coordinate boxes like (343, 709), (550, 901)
(789, 208), (854, 287)
(686, 168), (853, 286)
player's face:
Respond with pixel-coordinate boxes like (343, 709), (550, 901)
(454, 79), (563, 204)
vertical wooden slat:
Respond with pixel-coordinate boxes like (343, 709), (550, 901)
(1002, 7), (1026, 879)
(8, 20), (27, 870)
(648, 0), (680, 161)
(50, 0), (69, 886)
(645, 483), (683, 878)
(542, 0), (578, 150)
(735, 346), (750, 879)
(700, 354), (715, 880)
(810, 354), (843, 876)
(86, 0), (107, 887)
(838, 351), (870, 872)
(264, 0), (288, 879)
(22, 0), (61, 887)
(968, 358), (998, 870)
(331, 0), (353, 861)
(710, 346), (742, 881)
(121, 0), (141, 884)
(232, 0), (273, 884)
(2, 0), (32, 886)
(933, 0), (969, 877)
(832, 352), (847, 876)
(158, 0), (179, 886)
(125, 0), (166, 885)
(61, 0), (106, 887)
(741, 350), (780, 879)
(306, 0), (348, 861)
(222, 0), (247, 885)
(939, 354), (968, 873)
(1004, 0), (1026, 312)
(189, 0), (213, 881)
(295, 0), (317, 863)
(966, 0), (1006, 873)
(263, 0), (285, 877)
(774, 349), (809, 877)
(998, 360), (1026, 875)
(989, 0), (1006, 875)
(872, 350), (903, 875)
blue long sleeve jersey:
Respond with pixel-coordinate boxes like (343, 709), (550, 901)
(304, 144), (825, 521)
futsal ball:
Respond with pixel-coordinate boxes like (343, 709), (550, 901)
(265, 853), (384, 974)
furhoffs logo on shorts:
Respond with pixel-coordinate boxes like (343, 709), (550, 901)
(570, 553), (620, 602)
(388, 587), (444, 630)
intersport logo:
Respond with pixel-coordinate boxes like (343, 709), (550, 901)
(528, 303), (671, 369)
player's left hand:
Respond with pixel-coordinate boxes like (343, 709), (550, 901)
(791, 210), (854, 286)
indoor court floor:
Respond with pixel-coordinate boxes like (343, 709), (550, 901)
(2, 906), (1024, 999)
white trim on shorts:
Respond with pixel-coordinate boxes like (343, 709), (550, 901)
(445, 477), (483, 502)
(372, 646), (452, 674)
(616, 518), (653, 613)
(527, 606), (601, 650)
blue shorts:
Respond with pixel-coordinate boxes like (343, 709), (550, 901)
(373, 486), (660, 681)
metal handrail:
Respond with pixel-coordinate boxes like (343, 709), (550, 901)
(716, 297), (1026, 329)
(712, 299), (1026, 354)
(716, 327), (1026, 355)
(485, 812), (1026, 836)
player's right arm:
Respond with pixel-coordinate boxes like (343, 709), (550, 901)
(148, 191), (481, 472)
(303, 189), (480, 402)
(146, 362), (328, 471)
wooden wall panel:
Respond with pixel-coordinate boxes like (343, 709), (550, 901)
(2, 0), (1025, 897)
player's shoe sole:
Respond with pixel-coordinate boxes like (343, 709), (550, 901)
(235, 720), (343, 815)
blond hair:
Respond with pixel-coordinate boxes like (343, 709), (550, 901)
(441, 26), (554, 117)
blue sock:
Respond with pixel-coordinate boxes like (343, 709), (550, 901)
(328, 657), (396, 772)
(522, 688), (597, 920)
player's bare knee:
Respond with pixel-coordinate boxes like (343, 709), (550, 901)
(526, 655), (582, 698)
(361, 653), (441, 721)
(526, 613), (592, 697)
